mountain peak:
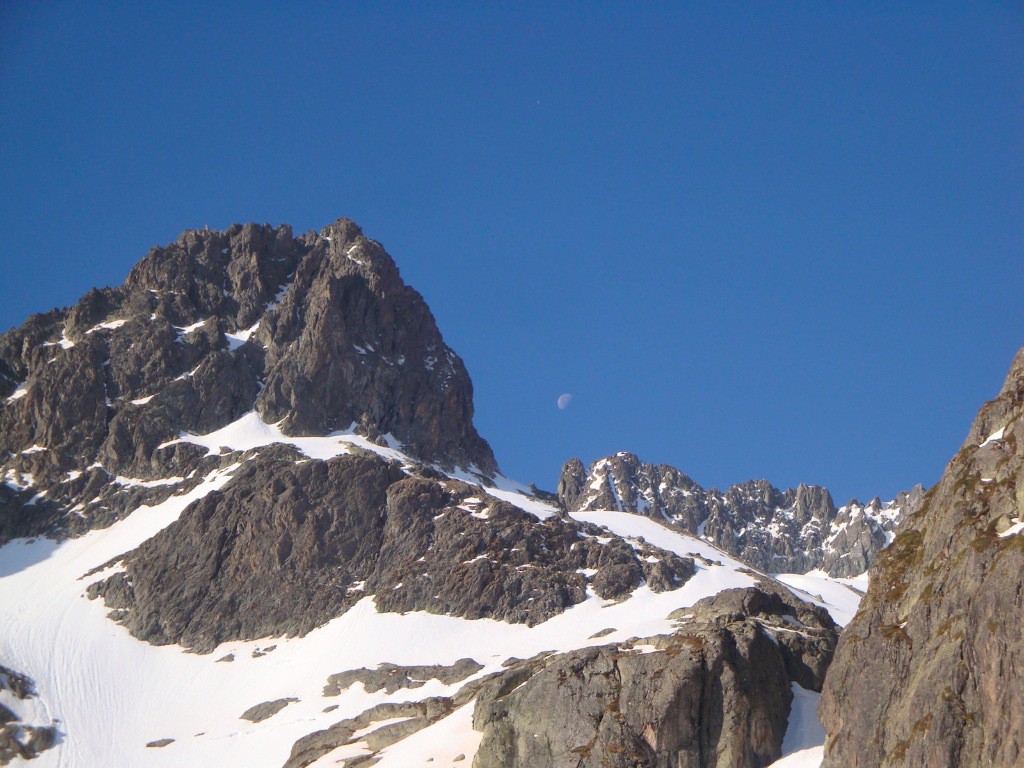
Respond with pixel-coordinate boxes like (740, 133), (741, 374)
(0, 218), (497, 543)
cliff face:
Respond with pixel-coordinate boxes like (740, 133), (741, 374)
(559, 452), (921, 577)
(820, 348), (1024, 767)
(0, 219), (496, 544)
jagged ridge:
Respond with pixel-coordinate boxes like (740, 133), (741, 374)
(559, 451), (924, 576)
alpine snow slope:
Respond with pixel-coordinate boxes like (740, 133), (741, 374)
(0, 415), (863, 767)
(0, 219), (870, 767)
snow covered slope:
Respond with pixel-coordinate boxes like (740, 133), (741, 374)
(0, 418), (863, 766)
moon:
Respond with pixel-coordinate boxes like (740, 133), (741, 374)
(557, 393), (573, 410)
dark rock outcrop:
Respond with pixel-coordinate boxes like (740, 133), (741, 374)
(556, 456), (588, 512)
(323, 658), (484, 697)
(0, 726), (57, 765)
(472, 585), (837, 768)
(241, 698), (299, 723)
(0, 218), (496, 545)
(559, 452), (923, 576)
(285, 695), (468, 768)
(0, 666), (34, 701)
(88, 450), (695, 652)
(0, 663), (59, 765)
(820, 348), (1024, 768)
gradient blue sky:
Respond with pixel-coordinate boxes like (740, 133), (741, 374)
(2, 3), (1022, 502)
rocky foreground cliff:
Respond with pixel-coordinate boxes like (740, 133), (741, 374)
(820, 347), (1024, 767)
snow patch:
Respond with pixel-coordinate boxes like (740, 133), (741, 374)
(173, 364), (203, 381)
(980, 426), (1005, 447)
(86, 319), (128, 334)
(225, 322), (260, 351)
(4, 470), (35, 492)
(367, 702), (481, 768)
(999, 518), (1024, 538)
(42, 329), (75, 349)
(779, 683), (825, 757)
(175, 319), (210, 336)
(265, 283), (290, 312)
(113, 475), (186, 489)
(344, 244), (368, 267)
(773, 572), (864, 627)
(767, 745), (824, 768)
(156, 411), (409, 464)
(6, 382), (28, 402)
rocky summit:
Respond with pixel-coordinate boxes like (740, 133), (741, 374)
(0, 218), (495, 545)
(559, 451), (924, 577)
(0, 216), (1017, 768)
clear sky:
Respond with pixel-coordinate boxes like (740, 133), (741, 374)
(2, 3), (1022, 503)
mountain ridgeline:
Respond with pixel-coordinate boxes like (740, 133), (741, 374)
(559, 452), (924, 577)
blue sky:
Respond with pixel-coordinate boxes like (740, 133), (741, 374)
(1, 3), (1021, 502)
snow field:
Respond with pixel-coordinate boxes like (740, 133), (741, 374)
(0, 413), (861, 767)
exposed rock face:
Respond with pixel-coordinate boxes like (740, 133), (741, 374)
(285, 694), (468, 768)
(240, 698), (299, 723)
(1, 215), (882, 767)
(564, 452), (709, 531)
(0, 663), (59, 765)
(284, 584), (839, 768)
(88, 449), (695, 652)
(560, 452), (923, 576)
(0, 218), (496, 545)
(473, 585), (837, 768)
(323, 658), (484, 697)
(820, 348), (1024, 768)
(702, 480), (837, 574)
